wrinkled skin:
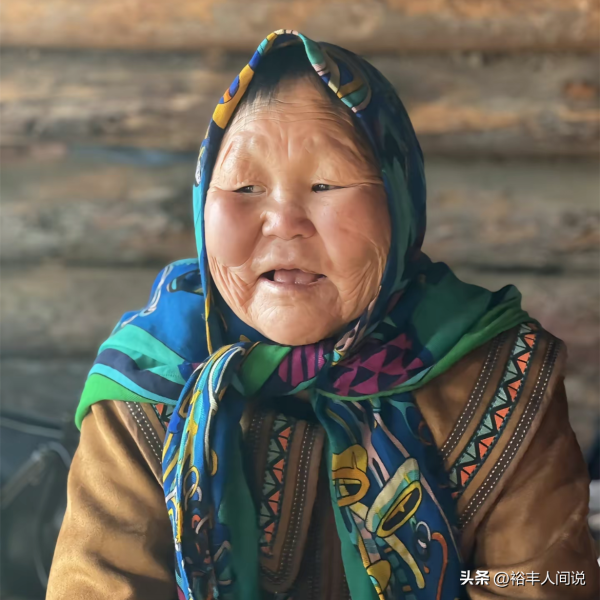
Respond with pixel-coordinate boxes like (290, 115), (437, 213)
(205, 78), (391, 346)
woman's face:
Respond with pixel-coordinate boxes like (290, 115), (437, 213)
(205, 78), (391, 346)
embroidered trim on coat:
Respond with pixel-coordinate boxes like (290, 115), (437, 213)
(458, 337), (560, 527)
(447, 322), (539, 498)
(152, 402), (175, 431)
(259, 414), (296, 557)
(440, 331), (507, 460)
(126, 401), (163, 462)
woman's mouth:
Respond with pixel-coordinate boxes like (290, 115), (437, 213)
(261, 269), (326, 285)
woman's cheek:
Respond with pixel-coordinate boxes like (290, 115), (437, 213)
(205, 192), (261, 267)
(314, 188), (390, 272)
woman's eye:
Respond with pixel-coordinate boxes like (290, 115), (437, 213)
(235, 185), (260, 194)
(312, 183), (340, 192)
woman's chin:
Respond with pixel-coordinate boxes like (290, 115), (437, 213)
(244, 283), (344, 345)
(253, 310), (341, 346)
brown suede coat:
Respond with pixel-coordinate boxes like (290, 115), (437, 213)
(47, 325), (600, 599)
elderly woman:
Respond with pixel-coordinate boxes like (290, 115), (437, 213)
(47, 30), (598, 600)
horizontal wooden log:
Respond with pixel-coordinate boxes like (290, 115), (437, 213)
(423, 158), (600, 272)
(1, 150), (194, 266)
(1, 266), (158, 358)
(1, 0), (598, 52)
(2, 150), (598, 271)
(2, 50), (599, 156)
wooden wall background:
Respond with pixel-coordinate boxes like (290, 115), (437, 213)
(1, 0), (599, 455)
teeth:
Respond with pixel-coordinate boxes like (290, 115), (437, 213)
(272, 269), (321, 284)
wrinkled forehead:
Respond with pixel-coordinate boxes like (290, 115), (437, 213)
(216, 78), (379, 172)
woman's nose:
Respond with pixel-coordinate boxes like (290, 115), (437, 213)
(261, 194), (316, 240)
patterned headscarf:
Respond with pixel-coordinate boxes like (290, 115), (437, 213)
(77, 30), (533, 600)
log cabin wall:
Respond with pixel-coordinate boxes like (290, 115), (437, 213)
(1, 1), (599, 455)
